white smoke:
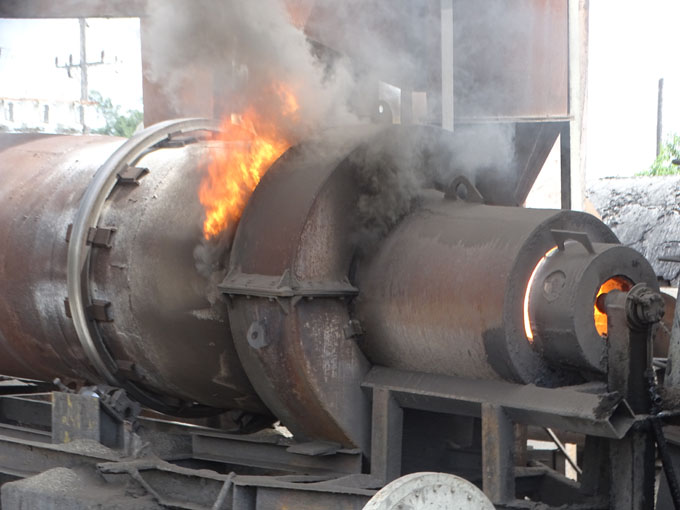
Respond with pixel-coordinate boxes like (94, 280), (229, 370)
(144, 0), (357, 140)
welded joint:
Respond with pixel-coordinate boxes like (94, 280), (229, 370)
(220, 267), (359, 299)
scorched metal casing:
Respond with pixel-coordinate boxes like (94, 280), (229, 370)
(223, 125), (653, 451)
(0, 129), (266, 417)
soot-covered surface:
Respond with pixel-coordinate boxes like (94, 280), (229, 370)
(588, 176), (680, 286)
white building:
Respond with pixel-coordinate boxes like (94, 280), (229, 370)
(0, 97), (100, 134)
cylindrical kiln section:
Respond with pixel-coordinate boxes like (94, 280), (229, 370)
(0, 124), (662, 449)
(0, 122), (267, 418)
(355, 197), (634, 386)
(224, 126), (660, 447)
(527, 237), (657, 374)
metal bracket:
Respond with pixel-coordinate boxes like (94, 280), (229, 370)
(220, 267), (359, 299)
(116, 165), (149, 185)
(66, 225), (116, 248)
(286, 440), (343, 456)
(344, 319), (364, 339)
(87, 226), (116, 247)
(151, 129), (213, 149)
(152, 136), (200, 149)
(64, 299), (111, 322)
(551, 229), (595, 254)
(444, 175), (484, 203)
(87, 300), (113, 322)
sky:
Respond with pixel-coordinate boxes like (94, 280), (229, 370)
(0, 17), (142, 110)
(1, 1), (679, 180)
(586, 0), (680, 180)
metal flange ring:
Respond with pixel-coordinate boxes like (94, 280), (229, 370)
(66, 118), (220, 412)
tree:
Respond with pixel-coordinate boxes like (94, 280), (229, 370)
(639, 133), (680, 176)
(90, 91), (143, 138)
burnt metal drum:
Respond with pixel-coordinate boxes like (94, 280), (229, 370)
(0, 122), (267, 419)
(355, 197), (620, 387)
(223, 125), (629, 450)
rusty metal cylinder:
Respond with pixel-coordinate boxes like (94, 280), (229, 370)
(527, 238), (658, 374)
(222, 125), (657, 450)
(354, 194), (627, 386)
(0, 121), (267, 418)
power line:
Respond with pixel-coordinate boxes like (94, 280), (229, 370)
(55, 19), (111, 133)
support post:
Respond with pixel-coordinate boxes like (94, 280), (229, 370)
(605, 288), (658, 509)
(52, 392), (101, 444)
(657, 78), (664, 157)
(78, 18), (88, 133)
(440, 0), (454, 131)
(665, 285), (680, 388)
(560, 124), (571, 210)
(370, 388), (403, 484)
(609, 432), (656, 510)
(606, 290), (651, 414)
(482, 403), (515, 504)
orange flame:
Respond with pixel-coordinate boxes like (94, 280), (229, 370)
(593, 276), (633, 337)
(199, 84), (298, 240)
(523, 247), (558, 342)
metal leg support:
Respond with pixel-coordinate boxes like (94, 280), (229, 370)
(482, 403), (515, 504)
(370, 388), (403, 484)
(606, 288), (659, 509)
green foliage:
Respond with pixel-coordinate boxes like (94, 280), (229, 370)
(638, 133), (680, 176)
(90, 91), (143, 138)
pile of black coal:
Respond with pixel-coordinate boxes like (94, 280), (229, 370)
(588, 176), (680, 287)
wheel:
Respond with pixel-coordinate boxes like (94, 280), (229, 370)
(363, 472), (494, 510)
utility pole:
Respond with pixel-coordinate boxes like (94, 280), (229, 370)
(657, 78), (664, 157)
(55, 19), (105, 133)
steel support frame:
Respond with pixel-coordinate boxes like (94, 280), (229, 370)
(0, 369), (630, 510)
(362, 369), (626, 509)
(604, 291), (656, 510)
(0, 289), (660, 510)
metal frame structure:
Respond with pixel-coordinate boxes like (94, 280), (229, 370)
(2, 3), (670, 510)
(0, 0), (587, 209)
(0, 283), (668, 509)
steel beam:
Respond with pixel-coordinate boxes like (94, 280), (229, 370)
(363, 367), (635, 439)
(369, 388), (403, 484)
(99, 459), (373, 510)
(604, 290), (657, 509)
(482, 404), (515, 504)
(0, 0), (147, 18)
(0, 434), (117, 478)
(192, 432), (362, 475)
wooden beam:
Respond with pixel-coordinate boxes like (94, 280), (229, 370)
(0, 0), (147, 19)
